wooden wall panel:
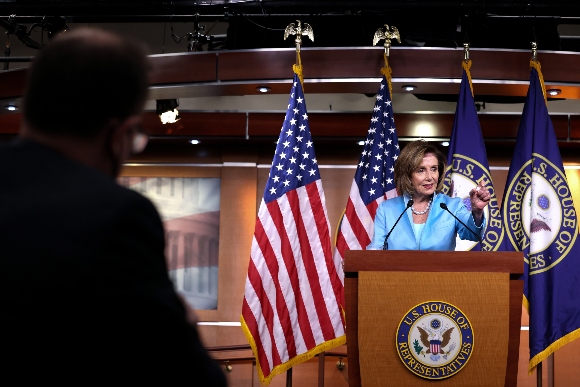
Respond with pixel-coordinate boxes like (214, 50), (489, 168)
(518, 332), (549, 387)
(262, 356), (349, 387)
(218, 50), (296, 81)
(297, 49), (384, 79)
(1, 110), (577, 142)
(395, 114), (454, 137)
(248, 112), (290, 137)
(0, 112), (21, 134)
(554, 339), (580, 385)
(569, 115), (580, 139)
(5, 47), (580, 101)
(142, 111), (247, 137)
(119, 165), (221, 178)
(149, 52), (217, 84)
(201, 165), (257, 325)
(318, 167), (356, 243)
(248, 112), (574, 140)
(464, 114), (569, 140)
(207, 354), (350, 387)
(0, 68), (26, 99)
(248, 112), (369, 138)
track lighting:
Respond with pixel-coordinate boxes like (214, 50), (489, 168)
(156, 99), (181, 124)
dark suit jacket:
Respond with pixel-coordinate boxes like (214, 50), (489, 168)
(0, 139), (227, 384)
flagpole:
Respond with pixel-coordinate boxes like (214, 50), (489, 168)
(284, 21), (315, 386)
(548, 354), (554, 386)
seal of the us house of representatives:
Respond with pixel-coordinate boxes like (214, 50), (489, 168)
(396, 301), (474, 380)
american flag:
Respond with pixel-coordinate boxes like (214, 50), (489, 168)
(334, 76), (400, 263)
(241, 73), (346, 386)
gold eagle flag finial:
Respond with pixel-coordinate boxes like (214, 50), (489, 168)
(531, 41), (538, 62)
(284, 20), (314, 87)
(284, 20), (314, 53)
(373, 24), (401, 57)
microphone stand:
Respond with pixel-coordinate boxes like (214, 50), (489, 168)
(439, 202), (482, 242)
(382, 199), (413, 250)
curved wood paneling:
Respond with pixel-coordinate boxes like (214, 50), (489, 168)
(3, 47), (580, 101)
(2, 111), (577, 141)
(0, 69), (27, 100)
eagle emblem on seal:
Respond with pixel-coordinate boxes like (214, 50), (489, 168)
(417, 325), (456, 362)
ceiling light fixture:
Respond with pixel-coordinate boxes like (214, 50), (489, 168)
(4, 104), (18, 111)
(357, 140), (365, 146)
(441, 141), (450, 147)
(156, 99), (181, 124)
(189, 139), (200, 145)
(257, 86), (271, 93)
(402, 85), (417, 92)
(547, 89), (561, 96)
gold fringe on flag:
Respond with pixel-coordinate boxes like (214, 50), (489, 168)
(530, 60), (548, 106)
(525, 296), (580, 374)
(380, 53), (393, 99)
(241, 315), (346, 386)
(462, 59), (474, 97)
(293, 50), (304, 88)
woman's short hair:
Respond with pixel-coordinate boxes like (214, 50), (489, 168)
(394, 140), (447, 196)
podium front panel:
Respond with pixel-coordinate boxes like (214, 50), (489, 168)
(358, 271), (509, 387)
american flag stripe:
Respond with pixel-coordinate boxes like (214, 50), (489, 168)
(276, 191), (320, 349)
(242, 73), (345, 385)
(301, 182), (344, 336)
(248, 223), (294, 359)
(333, 75), (400, 262)
(345, 197), (373, 246)
(265, 197), (314, 352)
(289, 186), (334, 342)
(242, 262), (278, 370)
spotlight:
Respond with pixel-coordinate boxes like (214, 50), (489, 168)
(189, 139), (200, 145)
(44, 16), (68, 39)
(257, 86), (270, 93)
(4, 104), (18, 111)
(547, 89), (561, 96)
(357, 140), (365, 146)
(156, 99), (181, 124)
(441, 141), (450, 147)
(402, 85), (416, 92)
(0, 15), (68, 50)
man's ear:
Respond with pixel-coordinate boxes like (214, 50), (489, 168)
(106, 115), (141, 159)
(104, 118), (124, 157)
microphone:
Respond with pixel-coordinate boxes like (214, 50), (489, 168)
(439, 203), (482, 243)
(382, 199), (413, 250)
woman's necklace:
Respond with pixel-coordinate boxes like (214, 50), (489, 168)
(411, 197), (432, 215)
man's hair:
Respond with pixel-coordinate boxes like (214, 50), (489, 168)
(23, 28), (150, 139)
(394, 140), (447, 196)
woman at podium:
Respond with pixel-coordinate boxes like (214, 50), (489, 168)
(367, 140), (491, 250)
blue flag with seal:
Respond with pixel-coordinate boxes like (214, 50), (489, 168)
(442, 60), (505, 251)
(501, 61), (580, 373)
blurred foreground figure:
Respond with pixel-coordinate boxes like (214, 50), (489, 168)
(0, 28), (227, 384)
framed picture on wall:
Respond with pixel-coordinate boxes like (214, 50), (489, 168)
(118, 176), (221, 310)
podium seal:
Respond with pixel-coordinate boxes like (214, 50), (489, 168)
(396, 301), (474, 380)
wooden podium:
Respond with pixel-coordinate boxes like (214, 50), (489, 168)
(344, 250), (523, 387)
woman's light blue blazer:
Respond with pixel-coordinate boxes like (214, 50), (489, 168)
(367, 193), (485, 251)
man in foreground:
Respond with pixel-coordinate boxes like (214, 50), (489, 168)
(0, 28), (227, 384)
